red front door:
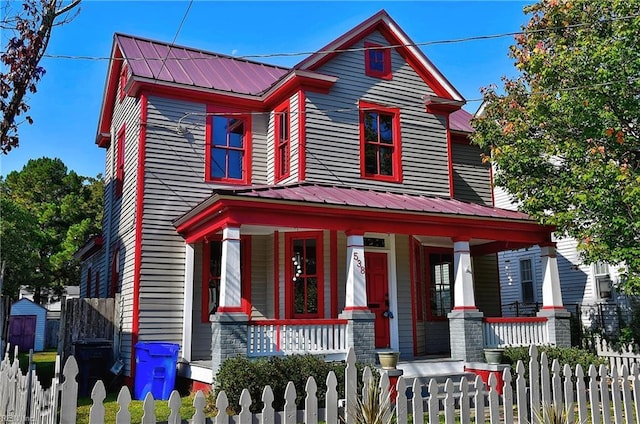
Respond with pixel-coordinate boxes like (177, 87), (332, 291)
(365, 252), (390, 348)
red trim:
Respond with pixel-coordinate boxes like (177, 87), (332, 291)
(263, 72), (335, 109)
(542, 306), (566, 310)
(343, 306), (369, 311)
(241, 236), (252, 316)
(446, 115), (454, 198)
(131, 93), (147, 378)
(274, 232), (280, 319)
(249, 318), (348, 326)
(180, 198), (553, 246)
(470, 241), (534, 256)
(205, 105), (252, 185)
(330, 230), (338, 318)
(217, 306), (244, 313)
(192, 381), (212, 393)
(452, 306), (479, 311)
(118, 63), (128, 103)
(409, 237), (418, 356)
(364, 42), (392, 80)
(345, 230), (365, 237)
(483, 317), (548, 323)
(297, 90), (306, 181)
(284, 231), (324, 319)
(115, 125), (126, 198)
(136, 82), (264, 110)
(274, 100), (291, 182)
(358, 100), (402, 183)
(96, 46), (123, 147)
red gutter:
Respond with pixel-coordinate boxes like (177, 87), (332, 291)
(483, 317), (548, 323)
(131, 93), (147, 378)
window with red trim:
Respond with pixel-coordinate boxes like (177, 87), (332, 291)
(118, 64), (128, 102)
(86, 267), (92, 298)
(425, 250), (453, 320)
(115, 125), (125, 198)
(359, 102), (402, 182)
(364, 42), (391, 80)
(286, 232), (324, 318)
(274, 102), (290, 182)
(201, 237), (251, 322)
(206, 110), (251, 184)
(110, 247), (120, 297)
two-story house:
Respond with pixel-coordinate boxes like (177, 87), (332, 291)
(80, 10), (570, 387)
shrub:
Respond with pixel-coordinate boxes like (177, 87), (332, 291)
(213, 354), (373, 414)
(503, 345), (607, 380)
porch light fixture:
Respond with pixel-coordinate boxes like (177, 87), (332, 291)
(292, 253), (302, 282)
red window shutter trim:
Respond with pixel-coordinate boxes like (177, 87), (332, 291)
(358, 100), (403, 183)
(364, 42), (392, 80)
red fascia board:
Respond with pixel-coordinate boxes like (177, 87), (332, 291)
(180, 197), (553, 245)
(132, 79), (265, 111)
(470, 240), (538, 256)
(96, 45), (124, 147)
(263, 72), (336, 108)
(248, 319), (348, 326)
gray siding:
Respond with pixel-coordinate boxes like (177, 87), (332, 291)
(473, 254), (501, 317)
(304, 31), (450, 196)
(394, 235), (414, 357)
(452, 142), (492, 205)
(499, 247), (544, 316)
(250, 235), (269, 319)
(79, 251), (105, 298)
(336, 231), (347, 313)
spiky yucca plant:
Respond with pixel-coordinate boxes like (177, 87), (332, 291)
(344, 380), (395, 424)
(533, 403), (583, 424)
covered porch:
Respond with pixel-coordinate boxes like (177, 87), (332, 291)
(173, 184), (569, 383)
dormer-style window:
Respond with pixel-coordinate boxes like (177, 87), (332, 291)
(206, 108), (252, 184)
(364, 42), (392, 80)
(274, 101), (290, 182)
(359, 101), (402, 182)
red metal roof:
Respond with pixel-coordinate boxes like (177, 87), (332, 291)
(115, 34), (290, 96)
(450, 109), (474, 133)
(214, 183), (531, 221)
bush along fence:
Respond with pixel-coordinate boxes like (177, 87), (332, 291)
(4, 345), (640, 423)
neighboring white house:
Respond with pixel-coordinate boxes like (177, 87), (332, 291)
(494, 185), (629, 335)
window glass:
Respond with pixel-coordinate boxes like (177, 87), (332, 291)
(369, 50), (385, 72)
(292, 238), (319, 316)
(209, 116), (246, 181)
(428, 253), (453, 318)
(207, 241), (223, 315)
(520, 258), (534, 303)
(363, 110), (396, 178)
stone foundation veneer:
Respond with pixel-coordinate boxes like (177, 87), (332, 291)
(211, 312), (249, 375)
(448, 309), (484, 362)
(339, 309), (376, 364)
(537, 308), (572, 347)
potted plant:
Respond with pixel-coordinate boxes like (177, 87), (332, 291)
(376, 350), (400, 370)
(483, 347), (505, 365)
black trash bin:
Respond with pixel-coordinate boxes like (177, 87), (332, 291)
(73, 338), (113, 397)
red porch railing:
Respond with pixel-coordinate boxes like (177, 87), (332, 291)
(247, 319), (348, 357)
(483, 317), (549, 348)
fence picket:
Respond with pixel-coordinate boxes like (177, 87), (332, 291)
(576, 365), (588, 424)
(632, 364), (640, 424)
(89, 380), (106, 424)
(516, 361), (527, 424)
(395, 376), (407, 424)
(588, 365), (601, 424)
(530, 345), (540, 424)
(426, 379), (436, 424)
(261, 386), (275, 424)
(600, 364), (612, 424)
(141, 392), (156, 424)
(562, 364), (573, 424)
(59, 355), (78, 424)
(612, 365), (623, 424)
(622, 365), (633, 424)
(214, 390), (229, 424)
(344, 348), (356, 424)
(192, 390), (206, 424)
(459, 377), (470, 424)
(325, 372), (338, 424)
(115, 385), (131, 424)
(473, 375), (484, 424)
(487, 373), (499, 424)
(167, 391), (181, 424)
(283, 381), (296, 424)
(444, 379), (454, 424)
(239, 389), (252, 424)
(304, 377), (318, 424)
(503, 367), (513, 424)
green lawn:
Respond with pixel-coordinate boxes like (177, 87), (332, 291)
(16, 349), (58, 389)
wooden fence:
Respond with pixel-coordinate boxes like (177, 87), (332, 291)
(588, 336), (640, 374)
(58, 297), (117, 361)
(4, 344), (640, 423)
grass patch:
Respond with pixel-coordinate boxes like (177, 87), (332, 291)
(76, 391), (213, 424)
(16, 349), (58, 389)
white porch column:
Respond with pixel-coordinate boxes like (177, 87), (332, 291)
(180, 243), (194, 362)
(453, 239), (476, 310)
(540, 243), (564, 309)
(218, 225), (242, 312)
(344, 231), (367, 310)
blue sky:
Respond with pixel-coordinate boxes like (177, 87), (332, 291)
(1, 0), (529, 178)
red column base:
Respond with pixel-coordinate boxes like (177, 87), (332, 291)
(465, 368), (504, 395)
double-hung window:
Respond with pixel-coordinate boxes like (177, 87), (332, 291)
(274, 102), (290, 181)
(594, 262), (612, 299)
(359, 101), (402, 182)
(286, 232), (324, 318)
(206, 108), (251, 184)
(520, 258), (535, 303)
(364, 42), (392, 80)
(426, 251), (453, 319)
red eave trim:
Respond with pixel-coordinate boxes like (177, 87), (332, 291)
(264, 72), (336, 108)
(248, 318), (348, 326)
(96, 45), (124, 147)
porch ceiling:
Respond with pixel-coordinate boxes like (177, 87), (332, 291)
(174, 183), (554, 250)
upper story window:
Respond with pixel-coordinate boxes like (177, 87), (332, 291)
(520, 258), (535, 303)
(274, 101), (290, 182)
(115, 125), (125, 199)
(594, 262), (612, 299)
(206, 109), (252, 184)
(359, 101), (402, 182)
(364, 42), (392, 80)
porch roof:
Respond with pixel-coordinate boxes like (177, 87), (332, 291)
(175, 183), (553, 250)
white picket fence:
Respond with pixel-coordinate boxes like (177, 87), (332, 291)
(591, 336), (640, 374)
(4, 344), (640, 423)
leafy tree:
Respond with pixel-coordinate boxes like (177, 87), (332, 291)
(471, 0), (640, 292)
(0, 157), (102, 302)
(1, 0), (81, 153)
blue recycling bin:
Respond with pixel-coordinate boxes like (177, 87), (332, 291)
(134, 342), (180, 400)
